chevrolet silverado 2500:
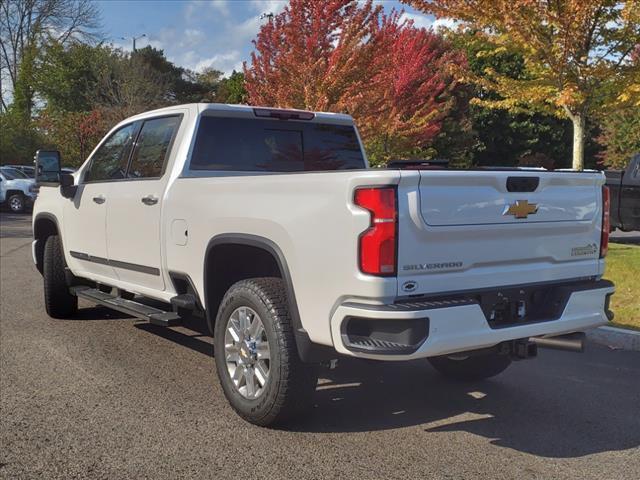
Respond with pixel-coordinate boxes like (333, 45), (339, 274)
(32, 103), (615, 426)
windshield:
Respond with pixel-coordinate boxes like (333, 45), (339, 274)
(0, 168), (28, 180)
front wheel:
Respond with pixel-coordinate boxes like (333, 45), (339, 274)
(8, 193), (25, 213)
(428, 352), (511, 381)
(43, 235), (78, 318)
(213, 278), (318, 427)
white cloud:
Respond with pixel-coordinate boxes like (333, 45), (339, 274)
(399, 12), (458, 31)
(432, 17), (458, 30)
(209, 0), (230, 16)
(191, 51), (243, 75)
(249, 0), (287, 15)
(400, 12), (433, 30)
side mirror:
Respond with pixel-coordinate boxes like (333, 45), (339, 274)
(60, 173), (77, 199)
(35, 150), (61, 184)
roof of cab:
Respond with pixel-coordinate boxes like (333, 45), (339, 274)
(123, 103), (355, 126)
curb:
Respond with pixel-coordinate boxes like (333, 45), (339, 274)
(587, 325), (640, 352)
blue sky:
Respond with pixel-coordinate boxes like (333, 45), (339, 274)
(97, 0), (442, 76)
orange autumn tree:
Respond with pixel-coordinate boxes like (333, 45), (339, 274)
(244, 0), (461, 165)
(406, 0), (640, 170)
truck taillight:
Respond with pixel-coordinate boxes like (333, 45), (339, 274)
(600, 185), (610, 258)
(354, 187), (397, 276)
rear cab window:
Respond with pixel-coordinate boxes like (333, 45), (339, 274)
(189, 116), (366, 172)
(128, 116), (181, 179)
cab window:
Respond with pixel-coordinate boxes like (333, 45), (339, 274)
(127, 116), (180, 179)
(84, 123), (137, 182)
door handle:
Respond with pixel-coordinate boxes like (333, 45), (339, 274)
(141, 195), (158, 206)
(92, 195), (106, 204)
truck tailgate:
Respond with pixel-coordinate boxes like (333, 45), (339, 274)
(396, 170), (606, 297)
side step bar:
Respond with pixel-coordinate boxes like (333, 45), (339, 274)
(71, 286), (182, 327)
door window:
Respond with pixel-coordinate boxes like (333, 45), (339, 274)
(84, 123), (137, 182)
(127, 116), (181, 179)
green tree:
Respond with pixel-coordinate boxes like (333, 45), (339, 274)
(446, 30), (603, 168)
(35, 41), (113, 112)
(95, 50), (171, 117)
(598, 109), (640, 169)
(407, 0), (640, 170)
(0, 0), (100, 115)
(0, 109), (47, 164)
(215, 70), (247, 104)
(133, 46), (222, 103)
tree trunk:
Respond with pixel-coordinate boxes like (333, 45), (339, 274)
(571, 113), (585, 171)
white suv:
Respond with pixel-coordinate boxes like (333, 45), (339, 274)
(1, 167), (36, 213)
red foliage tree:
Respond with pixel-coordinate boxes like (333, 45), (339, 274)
(354, 14), (463, 158)
(38, 108), (108, 167)
(245, 0), (382, 111)
(244, 0), (462, 164)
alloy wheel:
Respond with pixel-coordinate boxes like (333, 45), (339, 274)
(224, 306), (271, 399)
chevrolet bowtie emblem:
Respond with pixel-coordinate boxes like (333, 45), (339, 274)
(504, 200), (538, 219)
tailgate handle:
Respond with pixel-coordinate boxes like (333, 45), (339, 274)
(507, 176), (539, 192)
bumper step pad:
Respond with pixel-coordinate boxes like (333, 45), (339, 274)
(345, 335), (417, 354)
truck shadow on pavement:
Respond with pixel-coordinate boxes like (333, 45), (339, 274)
(293, 355), (640, 458)
(74, 308), (640, 459)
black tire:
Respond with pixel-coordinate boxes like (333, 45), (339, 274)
(43, 235), (78, 318)
(8, 193), (25, 213)
(428, 352), (511, 381)
(213, 277), (318, 427)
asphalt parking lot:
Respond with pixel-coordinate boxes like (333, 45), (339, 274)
(1, 212), (639, 479)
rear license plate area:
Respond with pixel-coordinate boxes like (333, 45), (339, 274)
(478, 285), (570, 328)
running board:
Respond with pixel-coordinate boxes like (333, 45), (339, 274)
(71, 286), (181, 326)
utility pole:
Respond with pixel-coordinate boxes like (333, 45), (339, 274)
(260, 12), (274, 21)
(121, 33), (146, 52)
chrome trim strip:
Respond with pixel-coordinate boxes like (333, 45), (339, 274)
(69, 251), (160, 276)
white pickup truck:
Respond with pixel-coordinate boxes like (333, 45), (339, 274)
(33, 103), (614, 426)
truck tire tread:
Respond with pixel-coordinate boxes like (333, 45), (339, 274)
(214, 277), (317, 427)
(43, 235), (78, 318)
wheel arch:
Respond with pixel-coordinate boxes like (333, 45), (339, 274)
(203, 234), (301, 333)
(33, 213), (62, 274)
(5, 189), (25, 197)
(203, 234), (335, 363)
(203, 233), (337, 363)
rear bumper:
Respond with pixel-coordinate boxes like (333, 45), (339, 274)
(329, 280), (615, 361)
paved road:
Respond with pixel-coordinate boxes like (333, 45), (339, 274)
(1, 212), (639, 479)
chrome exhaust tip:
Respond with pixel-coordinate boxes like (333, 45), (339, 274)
(530, 332), (585, 353)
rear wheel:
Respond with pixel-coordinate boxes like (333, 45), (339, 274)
(428, 352), (511, 381)
(213, 277), (318, 427)
(43, 235), (78, 318)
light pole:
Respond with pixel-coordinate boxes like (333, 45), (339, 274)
(121, 33), (146, 52)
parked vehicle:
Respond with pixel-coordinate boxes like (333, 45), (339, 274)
(32, 103), (615, 426)
(0, 167), (37, 213)
(4, 164), (36, 178)
(605, 153), (640, 232)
